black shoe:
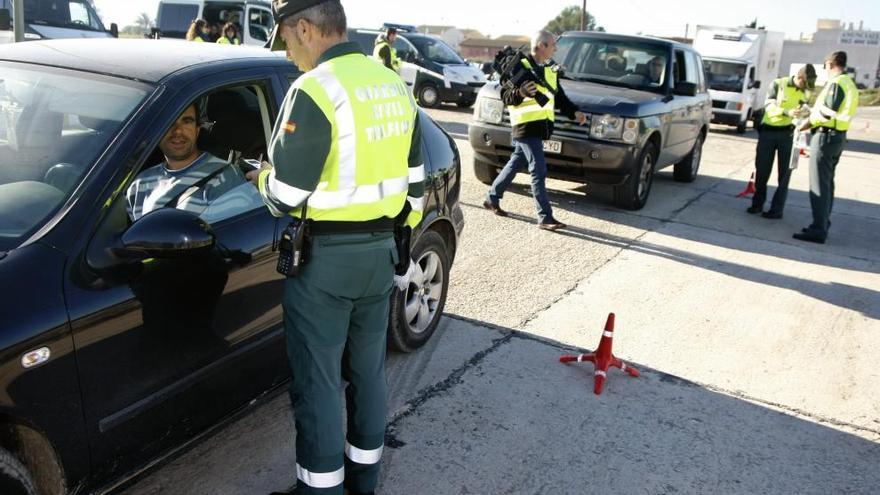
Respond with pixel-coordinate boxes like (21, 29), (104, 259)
(746, 205), (762, 214)
(761, 211), (783, 219)
(793, 232), (826, 244)
(482, 200), (508, 217)
(802, 220), (830, 233)
(538, 220), (566, 231)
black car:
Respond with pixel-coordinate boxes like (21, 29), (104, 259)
(469, 31), (711, 210)
(0, 39), (463, 494)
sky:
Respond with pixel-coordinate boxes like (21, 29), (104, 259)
(93, 0), (880, 41)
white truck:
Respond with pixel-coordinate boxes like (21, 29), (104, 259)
(694, 25), (784, 133)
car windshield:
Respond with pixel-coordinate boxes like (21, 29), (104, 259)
(408, 36), (464, 65)
(0, 63), (150, 250)
(23, 0), (106, 31)
(704, 60), (747, 93)
(555, 36), (669, 92)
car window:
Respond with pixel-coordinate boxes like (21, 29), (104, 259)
(690, 52), (707, 93)
(0, 63), (150, 250)
(419, 111), (451, 172)
(25, 0), (104, 31)
(157, 3), (199, 37)
(556, 36), (669, 92)
(247, 7), (273, 42)
(406, 36), (463, 64)
(683, 50), (699, 85)
(128, 83), (273, 225)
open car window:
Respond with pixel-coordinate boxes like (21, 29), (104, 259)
(0, 62), (150, 250)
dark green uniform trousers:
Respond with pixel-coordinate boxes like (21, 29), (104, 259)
(284, 232), (397, 494)
(752, 126), (794, 214)
(805, 130), (846, 239)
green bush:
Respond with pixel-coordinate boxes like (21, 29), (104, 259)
(860, 88), (880, 106)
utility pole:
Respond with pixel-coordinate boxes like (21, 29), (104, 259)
(13, 0), (24, 42)
(580, 0), (587, 31)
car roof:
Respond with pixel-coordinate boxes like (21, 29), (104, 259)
(560, 31), (690, 50)
(0, 39), (288, 83)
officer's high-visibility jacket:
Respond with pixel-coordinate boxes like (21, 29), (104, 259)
(373, 37), (401, 73)
(217, 36), (240, 45)
(810, 73), (859, 132)
(259, 42), (424, 229)
(762, 76), (807, 128)
(507, 58), (557, 126)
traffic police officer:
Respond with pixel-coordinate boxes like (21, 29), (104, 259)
(259, 1), (424, 493)
(747, 64), (816, 219)
(373, 27), (401, 73)
(793, 51), (859, 244)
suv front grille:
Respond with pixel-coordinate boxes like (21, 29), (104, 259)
(500, 109), (592, 140)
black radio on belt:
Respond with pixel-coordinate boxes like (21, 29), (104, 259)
(276, 203), (310, 277)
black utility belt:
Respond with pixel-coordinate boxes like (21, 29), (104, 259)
(308, 217), (396, 235)
(811, 127), (845, 136)
(762, 124), (795, 132)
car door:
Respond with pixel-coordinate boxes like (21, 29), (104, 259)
(64, 68), (290, 480)
(666, 49), (696, 160)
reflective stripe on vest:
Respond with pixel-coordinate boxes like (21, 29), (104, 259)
(762, 77), (805, 127)
(811, 74), (859, 131)
(508, 59), (557, 126)
(289, 53), (417, 222)
(373, 40), (401, 73)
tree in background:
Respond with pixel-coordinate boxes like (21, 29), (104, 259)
(544, 5), (604, 35)
(121, 12), (152, 37)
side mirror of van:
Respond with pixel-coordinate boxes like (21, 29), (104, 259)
(749, 80), (761, 90)
(0, 9), (11, 31)
(109, 22), (119, 38)
(405, 51), (417, 63)
(673, 81), (697, 97)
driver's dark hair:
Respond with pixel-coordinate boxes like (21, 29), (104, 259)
(281, 0), (346, 37)
(826, 51), (847, 69)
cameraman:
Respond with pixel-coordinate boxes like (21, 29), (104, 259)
(483, 31), (587, 231)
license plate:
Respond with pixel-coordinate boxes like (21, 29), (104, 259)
(543, 140), (562, 154)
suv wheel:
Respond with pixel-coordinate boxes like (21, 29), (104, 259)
(0, 447), (37, 495)
(417, 83), (440, 108)
(614, 141), (657, 210)
(674, 133), (703, 183)
(473, 160), (499, 186)
(388, 230), (450, 352)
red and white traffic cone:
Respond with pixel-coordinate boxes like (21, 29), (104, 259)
(559, 313), (639, 395)
(736, 172), (756, 198)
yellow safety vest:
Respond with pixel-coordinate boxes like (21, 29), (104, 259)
(762, 77), (806, 127)
(266, 53), (421, 227)
(373, 40), (401, 73)
(811, 74), (859, 131)
(508, 59), (557, 126)
(217, 36), (240, 45)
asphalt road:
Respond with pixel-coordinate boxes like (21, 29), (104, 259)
(119, 105), (880, 495)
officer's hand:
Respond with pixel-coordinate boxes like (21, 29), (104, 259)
(393, 259), (416, 291)
(519, 81), (537, 97)
(789, 107), (802, 118)
(798, 120), (811, 132)
(574, 111), (588, 126)
(246, 169), (261, 183)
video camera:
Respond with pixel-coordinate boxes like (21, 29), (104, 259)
(493, 46), (553, 107)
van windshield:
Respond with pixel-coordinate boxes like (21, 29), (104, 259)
(704, 60), (747, 93)
(408, 36), (464, 65)
(24, 0), (106, 31)
(556, 36), (669, 92)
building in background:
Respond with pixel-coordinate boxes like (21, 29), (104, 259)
(781, 19), (880, 88)
(459, 34), (530, 63)
(416, 24), (485, 52)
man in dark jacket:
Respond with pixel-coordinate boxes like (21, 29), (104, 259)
(483, 31), (586, 231)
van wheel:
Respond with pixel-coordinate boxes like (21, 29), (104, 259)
(417, 83), (440, 108)
(388, 230), (450, 352)
(674, 133), (703, 182)
(456, 95), (476, 108)
(473, 159), (499, 185)
(614, 141), (657, 210)
(736, 121), (747, 133)
(0, 447), (38, 495)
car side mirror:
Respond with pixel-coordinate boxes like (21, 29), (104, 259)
(117, 208), (215, 260)
(0, 9), (11, 31)
(673, 81), (697, 97)
(109, 22), (119, 38)
(750, 80), (761, 89)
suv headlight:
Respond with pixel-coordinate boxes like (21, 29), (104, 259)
(476, 97), (503, 124)
(590, 114), (639, 144)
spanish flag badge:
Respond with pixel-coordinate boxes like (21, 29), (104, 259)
(283, 121), (297, 134)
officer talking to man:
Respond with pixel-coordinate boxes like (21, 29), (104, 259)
(373, 26), (401, 73)
(746, 64), (816, 219)
(793, 51), (859, 244)
(482, 31), (587, 231)
(255, 1), (424, 493)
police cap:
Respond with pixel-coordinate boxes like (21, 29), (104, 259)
(267, 0), (331, 51)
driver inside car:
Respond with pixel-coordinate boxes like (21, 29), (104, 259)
(126, 102), (244, 221)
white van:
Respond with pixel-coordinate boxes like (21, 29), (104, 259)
(0, 0), (117, 45)
(155, 0), (274, 46)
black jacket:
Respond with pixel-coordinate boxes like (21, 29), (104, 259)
(501, 55), (579, 140)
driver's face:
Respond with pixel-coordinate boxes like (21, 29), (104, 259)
(160, 105), (199, 164)
(650, 58), (664, 80)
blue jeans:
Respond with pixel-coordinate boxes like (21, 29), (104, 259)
(487, 137), (554, 223)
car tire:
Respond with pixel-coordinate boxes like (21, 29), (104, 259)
(614, 141), (657, 210)
(456, 96), (476, 108)
(388, 230), (450, 352)
(673, 133), (703, 183)
(416, 83), (440, 108)
(473, 160), (499, 186)
(736, 120), (747, 133)
(0, 447), (37, 495)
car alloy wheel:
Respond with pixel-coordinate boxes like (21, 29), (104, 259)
(637, 150), (654, 201)
(404, 250), (444, 334)
(418, 84), (440, 108)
